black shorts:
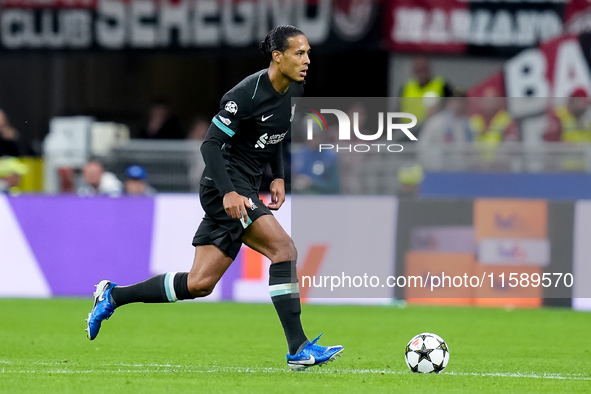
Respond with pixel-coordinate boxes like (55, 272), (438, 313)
(192, 184), (272, 260)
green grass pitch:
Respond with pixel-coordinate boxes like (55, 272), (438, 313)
(1, 299), (590, 393)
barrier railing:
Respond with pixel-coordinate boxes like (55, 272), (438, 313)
(97, 141), (591, 194)
(104, 140), (204, 193)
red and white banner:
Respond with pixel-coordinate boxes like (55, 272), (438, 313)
(386, 0), (591, 57)
(505, 34), (591, 99)
(468, 32), (591, 121)
(386, 0), (467, 54)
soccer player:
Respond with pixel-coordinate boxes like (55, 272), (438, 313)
(85, 25), (344, 371)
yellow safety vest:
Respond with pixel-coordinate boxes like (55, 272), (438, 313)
(554, 106), (591, 143)
(397, 163), (424, 186)
(400, 77), (446, 124)
(470, 111), (512, 145)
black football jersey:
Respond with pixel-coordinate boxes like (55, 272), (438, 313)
(201, 69), (303, 192)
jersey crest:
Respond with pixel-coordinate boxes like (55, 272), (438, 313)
(225, 101), (238, 115)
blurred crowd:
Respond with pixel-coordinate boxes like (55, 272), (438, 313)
(1, 110), (28, 194)
(290, 58), (591, 195)
(0, 97), (204, 196)
(405, 58), (591, 145)
(298, 58), (591, 148)
(0, 157), (27, 194)
(77, 159), (156, 197)
(139, 98), (210, 142)
(1, 154), (156, 196)
(0, 110), (22, 157)
(4, 57), (591, 196)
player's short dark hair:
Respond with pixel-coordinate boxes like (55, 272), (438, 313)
(259, 25), (305, 61)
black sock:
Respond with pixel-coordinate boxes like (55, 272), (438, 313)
(110, 272), (193, 307)
(269, 261), (308, 355)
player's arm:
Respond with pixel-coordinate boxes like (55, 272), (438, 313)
(200, 126), (234, 195)
(201, 125), (250, 221)
(201, 90), (254, 220)
(268, 142), (286, 210)
(200, 125), (252, 220)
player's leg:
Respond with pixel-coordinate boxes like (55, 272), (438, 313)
(112, 244), (232, 304)
(241, 215), (305, 353)
(86, 184), (239, 340)
(241, 214), (343, 369)
(186, 244), (233, 297)
(86, 245), (232, 340)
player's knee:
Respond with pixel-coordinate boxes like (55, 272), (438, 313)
(187, 277), (216, 298)
(271, 237), (296, 263)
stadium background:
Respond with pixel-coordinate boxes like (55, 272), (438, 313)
(2, 1), (591, 391)
(2, 0), (591, 306)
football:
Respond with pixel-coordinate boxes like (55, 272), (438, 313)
(405, 332), (450, 373)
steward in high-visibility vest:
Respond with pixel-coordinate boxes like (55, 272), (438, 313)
(544, 89), (591, 143)
(0, 157), (27, 194)
(552, 105), (591, 143)
(470, 110), (514, 145)
(544, 92), (591, 169)
(401, 77), (450, 124)
(470, 107), (518, 163)
(399, 58), (453, 125)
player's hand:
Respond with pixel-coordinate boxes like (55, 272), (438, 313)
(268, 178), (285, 210)
(223, 192), (252, 221)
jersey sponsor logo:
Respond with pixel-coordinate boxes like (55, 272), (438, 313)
(268, 131), (288, 145)
(261, 114), (274, 122)
(255, 131), (288, 148)
(255, 133), (269, 149)
(218, 115), (232, 126)
(224, 101), (238, 115)
(290, 104), (296, 122)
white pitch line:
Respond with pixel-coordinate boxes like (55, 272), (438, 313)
(1, 364), (590, 381)
(445, 371), (591, 381)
